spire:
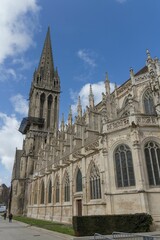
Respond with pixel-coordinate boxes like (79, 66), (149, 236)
(104, 72), (110, 96)
(60, 113), (65, 131)
(38, 27), (54, 82)
(77, 96), (82, 118)
(130, 67), (135, 85)
(146, 49), (151, 61)
(68, 106), (72, 125)
(89, 84), (94, 108)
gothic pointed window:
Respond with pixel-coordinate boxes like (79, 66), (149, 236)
(114, 144), (135, 187)
(34, 182), (38, 204)
(55, 178), (60, 203)
(47, 95), (53, 128)
(48, 179), (52, 203)
(90, 163), (101, 199)
(143, 89), (156, 115)
(54, 96), (57, 129)
(64, 172), (70, 202)
(40, 93), (45, 118)
(144, 141), (160, 186)
(76, 168), (82, 192)
(40, 180), (45, 204)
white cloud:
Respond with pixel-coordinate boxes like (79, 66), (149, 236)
(10, 94), (29, 116)
(70, 81), (115, 116)
(0, 0), (40, 64)
(0, 113), (23, 172)
(116, 0), (127, 3)
(77, 49), (96, 68)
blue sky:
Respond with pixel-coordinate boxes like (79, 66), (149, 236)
(0, 0), (160, 186)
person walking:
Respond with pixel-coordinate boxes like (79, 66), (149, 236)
(3, 212), (7, 220)
(8, 213), (13, 222)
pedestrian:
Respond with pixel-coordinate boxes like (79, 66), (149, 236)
(3, 212), (7, 220)
(9, 213), (13, 222)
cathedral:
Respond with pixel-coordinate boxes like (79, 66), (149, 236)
(10, 28), (160, 229)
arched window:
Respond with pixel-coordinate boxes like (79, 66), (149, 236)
(40, 180), (45, 204)
(64, 172), (70, 202)
(114, 144), (135, 187)
(143, 89), (156, 115)
(40, 93), (45, 118)
(34, 183), (38, 204)
(90, 164), (101, 199)
(55, 178), (60, 203)
(47, 95), (53, 128)
(76, 168), (82, 192)
(48, 179), (52, 203)
(144, 141), (160, 186)
(54, 96), (57, 129)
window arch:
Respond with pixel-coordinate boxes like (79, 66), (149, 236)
(144, 141), (160, 186)
(40, 180), (45, 204)
(143, 89), (156, 115)
(40, 93), (45, 118)
(76, 168), (82, 192)
(64, 172), (70, 202)
(47, 95), (53, 128)
(48, 179), (52, 203)
(54, 96), (57, 129)
(89, 163), (101, 199)
(34, 182), (38, 204)
(55, 177), (60, 203)
(114, 144), (135, 187)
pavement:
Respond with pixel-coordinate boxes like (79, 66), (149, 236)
(1, 215), (160, 240)
(0, 216), (72, 240)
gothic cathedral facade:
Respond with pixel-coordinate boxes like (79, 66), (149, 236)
(11, 28), (160, 229)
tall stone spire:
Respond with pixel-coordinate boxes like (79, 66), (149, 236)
(37, 27), (54, 82)
(68, 106), (72, 125)
(77, 96), (82, 118)
(89, 84), (94, 108)
(104, 72), (110, 97)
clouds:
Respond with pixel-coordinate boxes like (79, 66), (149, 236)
(116, 0), (127, 3)
(10, 94), (29, 115)
(0, 113), (23, 172)
(0, 0), (40, 64)
(77, 49), (96, 68)
(70, 81), (115, 116)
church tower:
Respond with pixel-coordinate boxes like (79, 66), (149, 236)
(22, 27), (60, 134)
(10, 28), (60, 215)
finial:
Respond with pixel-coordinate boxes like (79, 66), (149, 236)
(105, 72), (110, 82)
(146, 49), (151, 59)
(89, 84), (94, 108)
(68, 106), (72, 125)
(90, 84), (93, 95)
(60, 113), (65, 131)
(77, 96), (82, 118)
(130, 67), (134, 76)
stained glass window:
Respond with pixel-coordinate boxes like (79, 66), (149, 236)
(76, 168), (82, 192)
(90, 164), (101, 199)
(64, 172), (70, 202)
(48, 179), (52, 203)
(40, 180), (45, 204)
(114, 144), (135, 187)
(55, 178), (60, 203)
(144, 141), (160, 186)
(143, 89), (156, 115)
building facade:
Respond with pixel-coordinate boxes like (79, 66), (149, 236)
(11, 28), (160, 229)
(0, 184), (10, 207)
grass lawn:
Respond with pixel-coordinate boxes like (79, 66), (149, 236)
(13, 216), (75, 236)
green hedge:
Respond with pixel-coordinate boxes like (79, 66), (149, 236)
(73, 213), (153, 236)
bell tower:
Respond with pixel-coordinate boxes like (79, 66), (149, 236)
(20, 27), (60, 135)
